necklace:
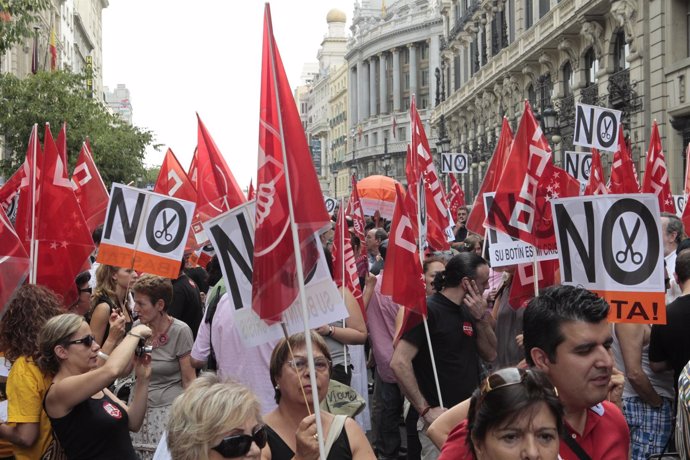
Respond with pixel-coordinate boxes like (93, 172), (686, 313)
(152, 315), (174, 348)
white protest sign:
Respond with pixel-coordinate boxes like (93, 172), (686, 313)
(203, 201), (348, 347)
(564, 151), (592, 195)
(97, 183), (196, 279)
(674, 195), (685, 219)
(324, 195), (337, 214)
(441, 153), (470, 174)
(573, 103), (622, 152)
(483, 192), (559, 267)
(551, 193), (666, 324)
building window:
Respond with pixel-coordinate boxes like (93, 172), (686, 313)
(398, 127), (407, 141)
(539, 0), (549, 18)
(525, 0), (533, 29)
(687, 3), (690, 57)
(403, 97), (410, 110)
(527, 83), (537, 108)
(421, 71), (429, 88)
(404, 72), (410, 89)
(563, 62), (573, 97)
(584, 47), (598, 86)
(403, 48), (409, 64)
(420, 43), (428, 60)
(421, 97), (428, 109)
(454, 54), (461, 90)
(364, 135), (369, 147)
(508, 0), (515, 43)
(613, 30), (629, 72)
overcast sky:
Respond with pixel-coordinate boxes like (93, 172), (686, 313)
(102, 1), (355, 189)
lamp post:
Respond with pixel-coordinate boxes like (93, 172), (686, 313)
(435, 66), (451, 189)
(540, 105), (562, 164)
(330, 163), (338, 198)
(383, 137), (391, 177)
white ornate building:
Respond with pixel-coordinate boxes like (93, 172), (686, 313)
(435, 0), (690, 199)
(344, 0), (444, 187)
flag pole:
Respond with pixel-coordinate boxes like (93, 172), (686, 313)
(415, 156), (444, 409)
(340, 197), (348, 374)
(266, 9), (326, 458)
(29, 124), (38, 284)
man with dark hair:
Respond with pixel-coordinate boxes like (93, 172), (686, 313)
(650, 249), (690, 389)
(451, 206), (469, 250)
(168, 259), (203, 338)
(70, 271), (92, 316)
(365, 228), (387, 275)
(661, 212), (684, 303)
(524, 285), (629, 459)
(391, 252), (495, 460)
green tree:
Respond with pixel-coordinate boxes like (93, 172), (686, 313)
(0, 0), (50, 55)
(0, 70), (155, 186)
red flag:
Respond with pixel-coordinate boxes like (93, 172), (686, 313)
(0, 206), (30, 311)
(381, 184), (426, 314)
(188, 148), (198, 187)
(467, 117), (514, 235)
(195, 114), (246, 222)
(642, 121), (675, 213)
(14, 126), (42, 254)
(56, 122), (67, 169)
(35, 125), (94, 305)
(248, 179), (256, 200)
(409, 97), (452, 250)
(332, 205), (365, 316)
(533, 163), (581, 249)
(583, 148), (608, 196)
(71, 142), (109, 233)
(509, 259), (559, 308)
(252, 4), (331, 323)
(608, 125), (640, 194)
(684, 143), (690, 196)
(0, 167), (23, 223)
(50, 26), (57, 71)
(447, 174), (465, 218)
(346, 174), (366, 243)
(486, 101), (553, 247)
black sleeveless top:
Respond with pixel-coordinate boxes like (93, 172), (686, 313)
(47, 390), (137, 460)
(92, 294), (133, 343)
(265, 423), (352, 460)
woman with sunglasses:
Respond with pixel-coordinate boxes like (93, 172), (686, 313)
(167, 373), (265, 460)
(429, 368), (562, 460)
(38, 313), (153, 460)
(0, 285), (63, 460)
(262, 332), (375, 460)
(90, 265), (137, 355)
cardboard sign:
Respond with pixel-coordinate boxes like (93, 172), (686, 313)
(324, 195), (337, 214)
(674, 195), (686, 219)
(573, 103), (622, 152)
(551, 194), (665, 324)
(203, 201), (348, 347)
(97, 184), (196, 278)
(484, 193), (559, 267)
(441, 153), (469, 174)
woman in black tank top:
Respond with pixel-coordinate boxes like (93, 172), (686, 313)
(38, 313), (153, 460)
(90, 265), (136, 355)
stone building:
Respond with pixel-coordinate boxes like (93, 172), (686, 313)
(435, 0), (690, 199)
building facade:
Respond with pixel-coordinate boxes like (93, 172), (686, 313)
(435, 0), (690, 200)
(104, 83), (133, 124)
(345, 0), (444, 188)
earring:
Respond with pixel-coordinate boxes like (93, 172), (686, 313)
(275, 384), (280, 390)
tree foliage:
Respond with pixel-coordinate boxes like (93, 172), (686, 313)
(0, 0), (50, 55)
(0, 70), (155, 186)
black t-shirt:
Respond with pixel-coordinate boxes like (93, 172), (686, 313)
(649, 294), (690, 384)
(402, 292), (481, 408)
(168, 274), (203, 338)
(454, 226), (468, 243)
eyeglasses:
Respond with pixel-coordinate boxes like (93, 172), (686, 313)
(212, 425), (267, 458)
(287, 356), (331, 373)
(480, 368), (557, 397)
(65, 335), (96, 347)
(79, 287), (92, 294)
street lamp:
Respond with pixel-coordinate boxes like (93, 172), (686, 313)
(383, 137), (391, 177)
(330, 163), (338, 198)
(435, 66), (451, 188)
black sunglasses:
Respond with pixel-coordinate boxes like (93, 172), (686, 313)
(79, 287), (92, 294)
(212, 425), (267, 458)
(65, 335), (96, 347)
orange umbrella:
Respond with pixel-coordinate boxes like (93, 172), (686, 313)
(356, 175), (400, 219)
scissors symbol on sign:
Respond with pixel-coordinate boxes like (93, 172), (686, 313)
(615, 218), (643, 265)
(154, 211), (177, 242)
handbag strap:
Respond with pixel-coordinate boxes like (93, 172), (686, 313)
(324, 415), (347, 457)
(562, 430), (592, 460)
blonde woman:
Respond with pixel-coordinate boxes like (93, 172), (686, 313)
(167, 373), (265, 460)
(90, 265), (137, 353)
(38, 313), (152, 459)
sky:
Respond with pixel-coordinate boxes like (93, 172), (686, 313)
(102, 0), (355, 190)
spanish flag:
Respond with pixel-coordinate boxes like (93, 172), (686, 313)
(50, 26), (57, 71)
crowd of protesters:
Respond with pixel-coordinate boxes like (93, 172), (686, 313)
(2, 207), (690, 460)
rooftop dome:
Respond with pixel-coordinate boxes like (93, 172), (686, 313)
(326, 8), (346, 23)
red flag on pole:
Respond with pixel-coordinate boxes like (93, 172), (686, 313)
(50, 26), (57, 71)
(608, 125), (640, 194)
(252, 4), (331, 323)
(14, 125), (42, 255)
(381, 184), (426, 314)
(56, 122), (67, 170)
(188, 147), (198, 187)
(332, 205), (365, 316)
(195, 115), (246, 222)
(346, 174), (366, 243)
(410, 96), (453, 249)
(642, 121), (675, 214)
(35, 125), (94, 305)
(583, 148), (608, 196)
(466, 117), (514, 235)
(154, 148), (197, 203)
(533, 163), (581, 249)
(247, 178), (256, 200)
(509, 259), (559, 308)
(447, 174), (465, 219)
(0, 167), (23, 223)
(0, 206), (30, 311)
(71, 142), (109, 233)
(486, 101), (552, 247)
